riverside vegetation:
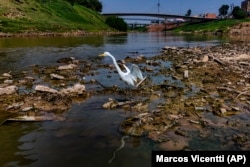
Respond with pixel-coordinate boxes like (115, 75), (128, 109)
(0, 0), (111, 36)
(173, 18), (250, 34)
(1, 0), (249, 36)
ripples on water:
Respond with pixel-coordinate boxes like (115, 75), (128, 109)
(0, 32), (230, 167)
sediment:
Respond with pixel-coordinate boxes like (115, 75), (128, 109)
(0, 42), (249, 150)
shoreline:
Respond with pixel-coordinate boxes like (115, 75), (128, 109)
(0, 30), (126, 38)
(1, 30), (250, 42)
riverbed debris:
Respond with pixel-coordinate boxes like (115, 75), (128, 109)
(0, 56), (90, 124)
(101, 42), (250, 150)
(0, 85), (18, 95)
(0, 42), (249, 150)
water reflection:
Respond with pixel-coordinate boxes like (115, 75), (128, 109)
(0, 32), (228, 74)
(0, 123), (39, 166)
(104, 34), (128, 44)
(0, 36), (106, 48)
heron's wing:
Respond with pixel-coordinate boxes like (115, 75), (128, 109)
(130, 64), (144, 80)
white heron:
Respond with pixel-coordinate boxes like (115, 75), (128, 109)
(99, 52), (146, 87)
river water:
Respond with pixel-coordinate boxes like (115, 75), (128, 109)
(0, 32), (231, 167)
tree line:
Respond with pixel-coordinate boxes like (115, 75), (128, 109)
(185, 4), (248, 19)
(219, 4), (248, 19)
(66, 0), (102, 12)
(37, 0), (103, 12)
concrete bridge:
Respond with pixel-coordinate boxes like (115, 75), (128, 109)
(102, 12), (217, 21)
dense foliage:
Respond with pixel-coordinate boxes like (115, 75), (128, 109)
(66, 0), (102, 12)
(232, 6), (247, 19)
(219, 4), (229, 16)
(105, 16), (127, 32)
(185, 9), (192, 17)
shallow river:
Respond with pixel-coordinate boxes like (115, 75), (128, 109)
(0, 32), (235, 167)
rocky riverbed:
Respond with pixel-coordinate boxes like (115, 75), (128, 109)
(0, 42), (249, 150)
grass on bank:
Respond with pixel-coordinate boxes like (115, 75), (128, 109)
(173, 18), (250, 33)
(0, 0), (111, 33)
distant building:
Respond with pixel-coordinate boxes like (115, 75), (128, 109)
(241, 0), (250, 16)
(204, 13), (217, 19)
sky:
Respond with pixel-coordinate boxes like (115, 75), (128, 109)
(101, 0), (243, 16)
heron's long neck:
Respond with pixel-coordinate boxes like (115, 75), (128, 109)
(108, 55), (125, 74)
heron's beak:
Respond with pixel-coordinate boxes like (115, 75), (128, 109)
(99, 53), (105, 57)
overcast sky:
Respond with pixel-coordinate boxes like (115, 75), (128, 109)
(101, 0), (243, 15)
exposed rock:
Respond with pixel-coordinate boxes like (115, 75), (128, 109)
(60, 83), (86, 95)
(202, 55), (209, 62)
(6, 102), (24, 110)
(2, 72), (12, 78)
(21, 106), (33, 112)
(102, 98), (118, 109)
(183, 70), (189, 78)
(50, 73), (65, 80)
(0, 85), (18, 95)
(34, 85), (58, 94)
(3, 80), (14, 84)
(232, 106), (240, 111)
(25, 76), (35, 81)
(31, 93), (71, 112)
(58, 64), (77, 70)
(220, 108), (227, 114)
(5, 114), (65, 122)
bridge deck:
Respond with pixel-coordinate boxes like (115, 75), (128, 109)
(102, 13), (217, 20)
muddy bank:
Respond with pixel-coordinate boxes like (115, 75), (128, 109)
(229, 22), (250, 35)
(0, 42), (249, 150)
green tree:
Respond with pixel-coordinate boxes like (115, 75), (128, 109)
(66, 0), (102, 12)
(219, 4), (229, 16)
(105, 16), (127, 32)
(185, 9), (192, 16)
(232, 6), (247, 19)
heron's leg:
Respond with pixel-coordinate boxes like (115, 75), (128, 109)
(123, 85), (133, 101)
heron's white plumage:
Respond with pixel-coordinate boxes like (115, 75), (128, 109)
(99, 52), (146, 87)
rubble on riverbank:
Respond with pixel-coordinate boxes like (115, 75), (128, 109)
(102, 42), (250, 150)
(0, 58), (90, 124)
(0, 42), (249, 150)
